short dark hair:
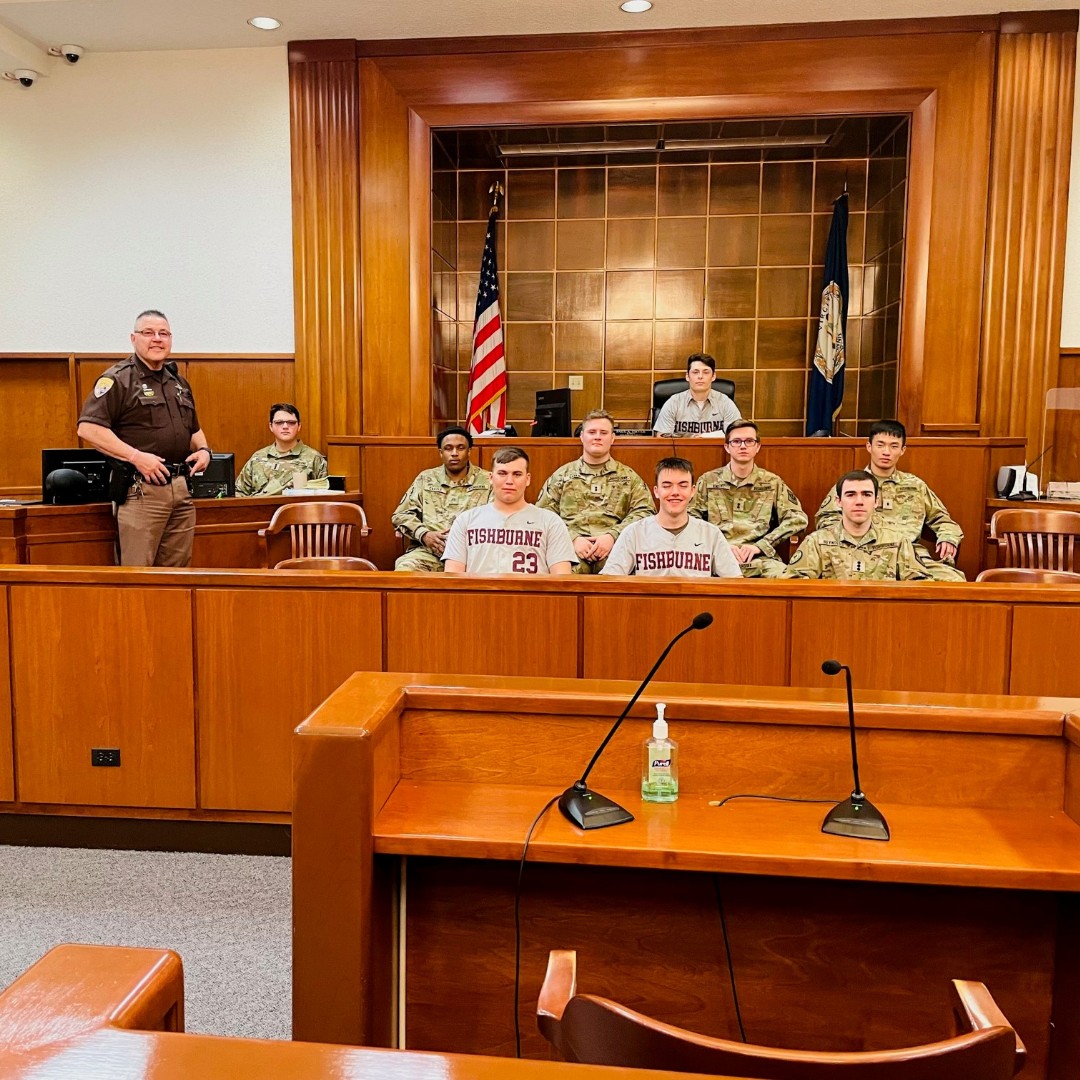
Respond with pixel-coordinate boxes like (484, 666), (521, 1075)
(835, 469), (880, 499)
(867, 419), (906, 445)
(492, 446), (529, 467)
(269, 403), (300, 423)
(134, 309), (168, 326)
(726, 419), (759, 440)
(686, 352), (716, 374)
(437, 426), (473, 448)
(655, 456), (695, 483)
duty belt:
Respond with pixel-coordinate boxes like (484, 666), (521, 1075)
(163, 462), (190, 478)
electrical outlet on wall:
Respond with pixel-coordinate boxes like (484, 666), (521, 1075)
(567, 376), (584, 390)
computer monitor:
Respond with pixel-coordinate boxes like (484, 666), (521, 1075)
(190, 453), (236, 499)
(40, 448), (111, 504)
(534, 388), (572, 438)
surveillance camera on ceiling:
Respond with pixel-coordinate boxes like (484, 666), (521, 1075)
(3, 69), (39, 87)
(49, 44), (84, 64)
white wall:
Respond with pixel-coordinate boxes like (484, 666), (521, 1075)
(0, 47), (293, 353)
(1063, 53), (1080, 349)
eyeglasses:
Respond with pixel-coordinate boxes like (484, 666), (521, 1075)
(727, 438), (759, 447)
(271, 419), (299, 427)
(135, 329), (172, 339)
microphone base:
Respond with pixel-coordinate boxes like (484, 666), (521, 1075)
(821, 795), (890, 841)
(559, 786), (635, 831)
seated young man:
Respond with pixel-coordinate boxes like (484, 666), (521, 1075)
(652, 353), (741, 439)
(235, 403), (327, 496)
(813, 419), (965, 581)
(443, 447), (575, 575)
(689, 419), (807, 578)
(391, 426), (492, 572)
(785, 471), (931, 581)
(600, 457), (741, 578)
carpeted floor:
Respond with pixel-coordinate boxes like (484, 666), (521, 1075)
(0, 845), (291, 1040)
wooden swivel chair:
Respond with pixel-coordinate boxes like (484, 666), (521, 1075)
(537, 950), (1025, 1080)
(258, 501), (371, 568)
(651, 376), (736, 428)
(274, 556), (379, 571)
(988, 508), (1080, 572)
(976, 566), (1080, 584)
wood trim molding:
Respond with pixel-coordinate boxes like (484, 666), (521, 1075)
(1000, 10), (1080, 35)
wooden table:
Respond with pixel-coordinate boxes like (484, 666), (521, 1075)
(293, 673), (1080, 1078)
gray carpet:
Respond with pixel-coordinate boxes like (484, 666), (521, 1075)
(0, 845), (291, 1040)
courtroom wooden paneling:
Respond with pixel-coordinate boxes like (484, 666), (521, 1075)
(10, 585), (195, 808)
(0, 588), (12, 802)
(386, 591), (580, 677)
(22, 504), (116, 565)
(582, 595), (790, 686)
(789, 596), (1011, 694)
(1010, 606), (1080, 697)
(1, 357), (76, 492)
(196, 587), (383, 811)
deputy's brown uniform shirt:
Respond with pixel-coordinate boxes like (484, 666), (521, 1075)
(78, 355), (200, 463)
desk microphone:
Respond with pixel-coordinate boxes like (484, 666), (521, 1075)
(820, 659), (890, 841)
(559, 612), (714, 830)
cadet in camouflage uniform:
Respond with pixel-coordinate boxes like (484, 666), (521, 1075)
(814, 419), (965, 582)
(536, 408), (654, 574)
(235, 403), (328, 496)
(786, 471), (931, 581)
(689, 419), (806, 578)
(392, 426), (493, 572)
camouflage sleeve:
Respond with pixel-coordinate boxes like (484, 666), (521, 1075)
(781, 533), (824, 579)
(310, 451), (328, 480)
(687, 482), (708, 521)
(920, 480), (964, 546)
(814, 488), (842, 532)
(534, 469), (563, 513)
(390, 475), (428, 543)
(757, 480), (808, 558)
(899, 538), (933, 581)
(235, 455), (259, 497)
(610, 470), (654, 537)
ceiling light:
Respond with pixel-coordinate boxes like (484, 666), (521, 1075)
(620, 1), (653, 11)
(247, 16), (282, 30)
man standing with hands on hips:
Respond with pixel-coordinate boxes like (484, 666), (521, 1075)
(77, 309), (211, 567)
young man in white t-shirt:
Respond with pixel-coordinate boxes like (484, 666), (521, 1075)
(601, 457), (741, 578)
(443, 446), (576, 575)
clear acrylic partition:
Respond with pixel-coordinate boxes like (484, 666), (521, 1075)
(1042, 388), (1080, 499)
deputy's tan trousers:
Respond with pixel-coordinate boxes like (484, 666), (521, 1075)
(116, 476), (195, 566)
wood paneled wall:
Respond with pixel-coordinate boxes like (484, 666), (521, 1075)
(1, 354), (294, 495)
(288, 11), (1077, 442)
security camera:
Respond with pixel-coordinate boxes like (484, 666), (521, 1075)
(14, 69), (37, 87)
(50, 44), (84, 64)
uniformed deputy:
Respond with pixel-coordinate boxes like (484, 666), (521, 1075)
(689, 418), (807, 578)
(235, 403), (328, 496)
(391, 426), (493, 571)
(814, 419), (965, 582)
(785, 470), (931, 581)
(536, 408), (654, 574)
(77, 310), (210, 567)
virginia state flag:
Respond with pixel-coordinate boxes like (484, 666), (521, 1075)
(806, 193), (849, 436)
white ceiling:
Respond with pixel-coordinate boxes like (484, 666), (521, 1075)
(0, 0), (1064, 75)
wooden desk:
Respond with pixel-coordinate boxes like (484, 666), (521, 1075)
(293, 673), (1080, 1078)
(0, 944), (714, 1080)
(0, 493), (363, 568)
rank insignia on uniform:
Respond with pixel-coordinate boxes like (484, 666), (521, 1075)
(883, 499), (892, 509)
(143, 389), (155, 398)
(591, 483), (602, 494)
(734, 499), (745, 512)
(853, 559), (865, 573)
(93, 377), (114, 398)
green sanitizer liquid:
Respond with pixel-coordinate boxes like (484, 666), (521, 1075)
(642, 702), (679, 803)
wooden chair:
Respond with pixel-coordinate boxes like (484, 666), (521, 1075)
(988, 508), (1080, 572)
(537, 950), (1025, 1080)
(274, 556), (379, 571)
(976, 567), (1080, 584)
(258, 501), (371, 568)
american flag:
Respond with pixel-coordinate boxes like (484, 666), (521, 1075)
(464, 205), (507, 433)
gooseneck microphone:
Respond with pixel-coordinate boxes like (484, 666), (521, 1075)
(559, 612), (714, 830)
(820, 659), (890, 841)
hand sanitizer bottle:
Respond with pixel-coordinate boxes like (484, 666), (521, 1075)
(642, 702), (678, 803)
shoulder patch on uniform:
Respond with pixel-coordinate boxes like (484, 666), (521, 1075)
(788, 548), (804, 565)
(93, 377), (114, 398)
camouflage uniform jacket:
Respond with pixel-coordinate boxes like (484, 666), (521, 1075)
(235, 441), (328, 496)
(535, 457), (653, 540)
(689, 464), (807, 558)
(814, 469), (963, 547)
(391, 464), (493, 545)
(783, 523), (931, 581)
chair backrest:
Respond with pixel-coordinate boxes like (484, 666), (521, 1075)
(259, 501), (371, 567)
(976, 567), (1080, 584)
(537, 951), (1024, 1080)
(988, 508), (1080, 571)
(274, 556), (379, 571)
(651, 377), (736, 424)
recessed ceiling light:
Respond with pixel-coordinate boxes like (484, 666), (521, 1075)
(620, 0), (652, 12)
(247, 16), (282, 30)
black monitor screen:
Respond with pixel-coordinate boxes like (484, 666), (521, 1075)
(41, 448), (111, 504)
(191, 453), (236, 499)
(534, 388), (572, 438)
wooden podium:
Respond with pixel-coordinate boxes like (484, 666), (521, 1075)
(292, 673), (1080, 1078)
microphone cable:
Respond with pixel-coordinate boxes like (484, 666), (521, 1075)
(708, 793), (836, 809)
(711, 873), (746, 1043)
